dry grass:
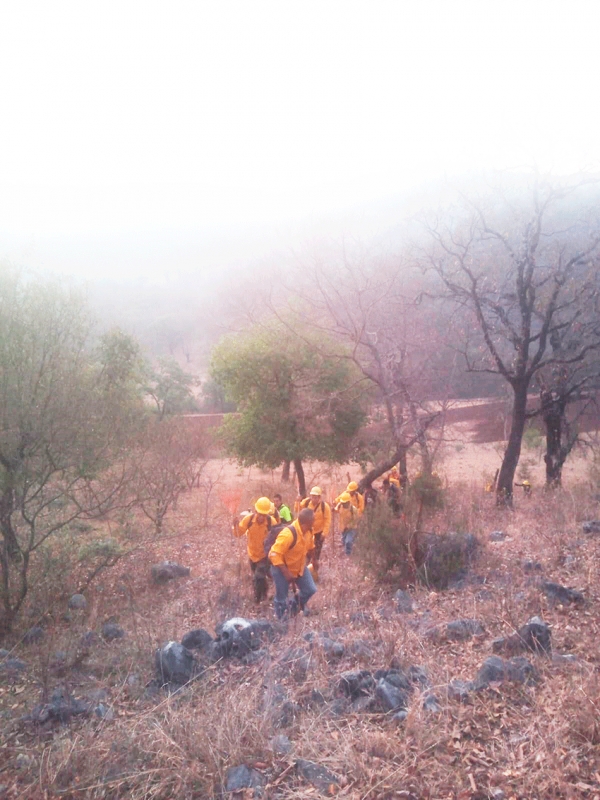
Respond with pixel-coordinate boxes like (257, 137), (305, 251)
(1, 454), (600, 799)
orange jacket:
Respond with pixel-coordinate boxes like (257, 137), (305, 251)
(235, 513), (277, 563)
(299, 497), (331, 537)
(268, 519), (311, 578)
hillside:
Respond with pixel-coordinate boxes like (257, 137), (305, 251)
(0, 448), (599, 798)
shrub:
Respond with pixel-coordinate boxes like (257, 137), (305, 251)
(356, 500), (416, 586)
(410, 472), (444, 508)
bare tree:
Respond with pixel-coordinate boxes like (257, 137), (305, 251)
(423, 177), (600, 503)
(275, 251), (444, 488)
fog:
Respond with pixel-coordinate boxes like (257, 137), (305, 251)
(2, 1), (600, 359)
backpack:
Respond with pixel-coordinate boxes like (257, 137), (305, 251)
(247, 513), (272, 531)
(264, 523), (297, 556)
(300, 498), (325, 516)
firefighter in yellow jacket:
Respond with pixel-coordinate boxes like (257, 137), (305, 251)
(335, 491), (360, 555)
(346, 481), (365, 516)
(268, 507), (317, 619)
(233, 497), (277, 602)
(299, 486), (331, 582)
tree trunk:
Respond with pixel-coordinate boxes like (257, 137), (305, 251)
(541, 390), (570, 487)
(293, 458), (306, 497)
(281, 461), (291, 482)
(398, 450), (408, 490)
(359, 446), (407, 492)
(496, 383), (528, 507)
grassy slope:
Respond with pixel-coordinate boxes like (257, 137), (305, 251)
(0, 455), (599, 798)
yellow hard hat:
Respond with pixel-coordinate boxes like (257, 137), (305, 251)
(310, 486), (322, 496)
(347, 481), (359, 492)
(254, 497), (271, 515)
(339, 492), (351, 503)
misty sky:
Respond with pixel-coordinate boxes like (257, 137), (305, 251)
(1, 1), (600, 279)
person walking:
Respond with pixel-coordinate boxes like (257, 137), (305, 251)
(268, 507), (317, 619)
(346, 481), (365, 516)
(233, 497), (277, 602)
(273, 493), (292, 522)
(298, 486), (331, 581)
(335, 491), (359, 555)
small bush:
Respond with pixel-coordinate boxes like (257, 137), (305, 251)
(410, 472), (444, 508)
(356, 500), (415, 586)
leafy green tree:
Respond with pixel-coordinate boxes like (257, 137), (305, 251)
(211, 325), (369, 495)
(0, 268), (144, 632)
(145, 357), (200, 420)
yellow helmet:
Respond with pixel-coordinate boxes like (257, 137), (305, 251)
(339, 492), (351, 504)
(347, 481), (359, 492)
(254, 497), (271, 515)
(310, 486), (322, 496)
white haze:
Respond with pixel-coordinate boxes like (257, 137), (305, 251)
(1, 0), (600, 280)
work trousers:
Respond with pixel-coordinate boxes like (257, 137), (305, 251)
(307, 532), (324, 568)
(270, 565), (317, 620)
(250, 557), (270, 602)
(341, 528), (357, 555)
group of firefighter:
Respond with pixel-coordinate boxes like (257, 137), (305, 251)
(232, 467), (403, 620)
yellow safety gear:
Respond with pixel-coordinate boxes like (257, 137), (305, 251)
(254, 497), (272, 515)
(268, 519), (311, 578)
(347, 481), (359, 492)
(235, 513), (277, 562)
(309, 486), (322, 496)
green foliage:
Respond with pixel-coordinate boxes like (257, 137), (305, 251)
(522, 424), (544, 451)
(411, 471), (444, 508)
(0, 266), (147, 630)
(211, 324), (370, 469)
(145, 357), (200, 419)
(356, 501), (414, 586)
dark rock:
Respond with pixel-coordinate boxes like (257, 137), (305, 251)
(270, 734), (292, 754)
(278, 647), (311, 683)
(327, 698), (349, 717)
(349, 640), (372, 659)
(447, 679), (475, 701)
(523, 560), (543, 573)
(408, 665), (430, 687)
(275, 700), (299, 729)
(394, 589), (413, 613)
(320, 638), (345, 660)
(242, 648), (268, 666)
(29, 686), (91, 724)
(375, 678), (409, 712)
(155, 641), (196, 685)
(225, 764), (265, 793)
(418, 531), (479, 590)
(296, 759), (339, 794)
(505, 656), (537, 684)
(213, 617), (270, 658)
(541, 581), (584, 605)
(0, 650), (8, 658)
(392, 709), (408, 723)
(430, 618), (485, 642)
(475, 655), (537, 688)
(102, 623), (125, 642)
(181, 628), (213, 652)
(80, 631), (99, 648)
(377, 669), (412, 693)
(489, 530), (507, 542)
(583, 520), (600, 535)
(151, 561), (191, 585)
(0, 657), (27, 675)
(68, 593), (87, 610)
(475, 655), (507, 686)
(310, 688), (327, 706)
(350, 611), (372, 624)
(423, 693), (441, 713)
(476, 589), (493, 602)
(87, 689), (109, 703)
(338, 669), (375, 699)
(93, 703), (114, 721)
(23, 626), (44, 645)
(492, 616), (551, 656)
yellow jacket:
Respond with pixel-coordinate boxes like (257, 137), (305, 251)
(299, 497), (331, 537)
(335, 503), (359, 531)
(349, 491), (365, 516)
(235, 513), (277, 563)
(268, 519), (311, 578)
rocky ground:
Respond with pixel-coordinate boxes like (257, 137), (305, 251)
(0, 472), (599, 799)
